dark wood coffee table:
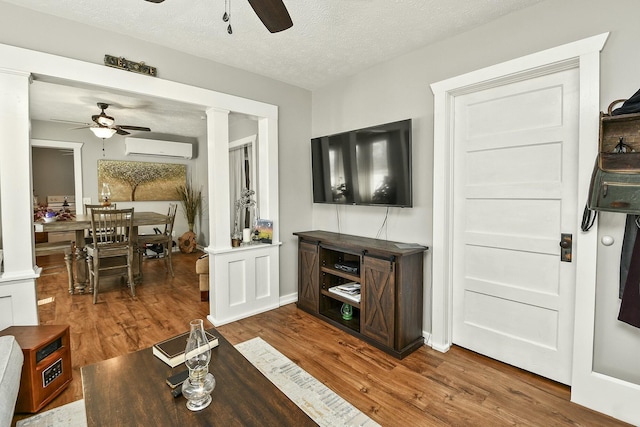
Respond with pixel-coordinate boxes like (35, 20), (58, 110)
(81, 330), (316, 426)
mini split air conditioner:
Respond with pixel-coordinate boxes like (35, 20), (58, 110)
(124, 137), (193, 159)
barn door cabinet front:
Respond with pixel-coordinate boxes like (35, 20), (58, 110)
(294, 230), (427, 359)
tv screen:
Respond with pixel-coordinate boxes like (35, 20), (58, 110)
(311, 119), (412, 207)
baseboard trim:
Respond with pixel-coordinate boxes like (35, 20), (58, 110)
(422, 330), (432, 348)
(208, 303), (280, 327)
(431, 341), (451, 353)
(279, 292), (298, 306)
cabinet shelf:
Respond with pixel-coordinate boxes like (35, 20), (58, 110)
(320, 304), (361, 333)
(320, 266), (360, 283)
(320, 289), (361, 309)
(294, 230), (428, 359)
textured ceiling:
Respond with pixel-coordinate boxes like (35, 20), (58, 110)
(7, 0), (544, 140)
(30, 80), (208, 139)
(6, 0), (543, 90)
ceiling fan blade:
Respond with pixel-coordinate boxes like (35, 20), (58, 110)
(52, 118), (91, 126)
(247, 0), (293, 33)
(119, 125), (151, 132)
(52, 119), (94, 130)
(115, 128), (131, 136)
(144, 0), (165, 3)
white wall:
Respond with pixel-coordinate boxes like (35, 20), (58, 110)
(32, 147), (75, 204)
(311, 0), (640, 387)
(0, 1), (312, 298)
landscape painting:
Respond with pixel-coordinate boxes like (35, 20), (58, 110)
(98, 160), (186, 201)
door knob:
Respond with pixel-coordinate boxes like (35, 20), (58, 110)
(559, 233), (572, 262)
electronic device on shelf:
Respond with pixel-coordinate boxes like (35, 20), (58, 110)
(334, 261), (359, 274)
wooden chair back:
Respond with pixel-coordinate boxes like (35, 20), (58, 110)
(89, 208), (134, 248)
(84, 204), (118, 241)
(84, 203), (116, 214)
(87, 207), (135, 304)
(164, 203), (178, 236)
(137, 204), (178, 278)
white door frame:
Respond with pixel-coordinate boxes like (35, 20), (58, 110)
(430, 33), (607, 352)
(430, 33), (640, 425)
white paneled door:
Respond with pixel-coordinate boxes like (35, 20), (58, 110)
(451, 68), (579, 385)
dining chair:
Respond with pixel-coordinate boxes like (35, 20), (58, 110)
(84, 203), (117, 244)
(137, 203), (177, 277)
(86, 207), (135, 304)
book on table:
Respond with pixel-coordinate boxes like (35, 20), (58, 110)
(153, 330), (219, 367)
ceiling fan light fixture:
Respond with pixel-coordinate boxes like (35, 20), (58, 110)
(90, 126), (117, 139)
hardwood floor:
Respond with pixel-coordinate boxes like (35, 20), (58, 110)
(12, 251), (629, 426)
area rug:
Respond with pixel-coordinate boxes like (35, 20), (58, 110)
(235, 337), (379, 427)
(16, 399), (87, 427)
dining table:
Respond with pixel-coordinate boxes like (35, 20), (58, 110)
(34, 211), (170, 293)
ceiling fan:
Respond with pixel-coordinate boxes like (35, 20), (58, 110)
(145, 0), (293, 33)
(85, 102), (151, 138)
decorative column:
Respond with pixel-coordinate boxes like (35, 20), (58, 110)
(205, 104), (281, 327)
(206, 107), (231, 249)
(0, 68), (39, 326)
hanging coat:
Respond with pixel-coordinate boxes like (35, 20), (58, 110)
(618, 220), (640, 328)
(619, 215), (638, 298)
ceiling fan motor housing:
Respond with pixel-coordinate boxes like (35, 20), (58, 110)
(89, 102), (151, 136)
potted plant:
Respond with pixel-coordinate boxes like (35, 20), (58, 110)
(232, 189), (256, 246)
(176, 179), (202, 233)
(176, 179), (202, 254)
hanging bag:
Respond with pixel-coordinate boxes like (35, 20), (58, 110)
(585, 98), (640, 226)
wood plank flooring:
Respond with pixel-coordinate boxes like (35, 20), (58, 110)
(12, 251), (630, 426)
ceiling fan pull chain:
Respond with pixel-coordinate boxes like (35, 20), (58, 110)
(222, 0), (229, 22)
(145, 0), (291, 33)
(224, 0), (233, 34)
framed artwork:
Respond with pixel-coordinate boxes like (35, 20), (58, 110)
(255, 218), (273, 243)
(98, 160), (186, 202)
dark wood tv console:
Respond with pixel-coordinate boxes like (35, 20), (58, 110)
(293, 230), (428, 359)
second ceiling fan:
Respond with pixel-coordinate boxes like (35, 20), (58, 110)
(89, 103), (151, 137)
(145, 0), (293, 33)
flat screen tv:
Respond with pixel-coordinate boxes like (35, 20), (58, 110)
(311, 119), (412, 207)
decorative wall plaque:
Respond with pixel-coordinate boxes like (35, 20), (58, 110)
(104, 55), (157, 77)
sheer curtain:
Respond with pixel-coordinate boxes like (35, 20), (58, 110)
(229, 144), (253, 234)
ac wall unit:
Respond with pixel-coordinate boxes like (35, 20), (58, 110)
(124, 137), (193, 159)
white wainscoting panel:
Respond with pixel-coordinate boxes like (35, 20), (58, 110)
(0, 275), (39, 328)
(208, 244), (280, 326)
